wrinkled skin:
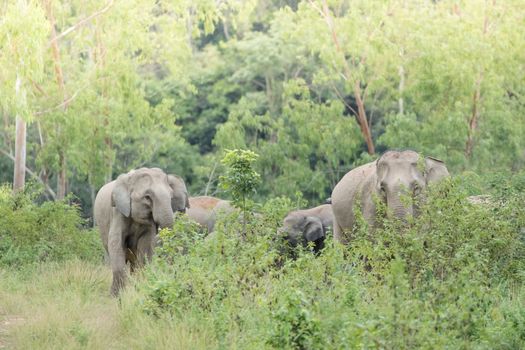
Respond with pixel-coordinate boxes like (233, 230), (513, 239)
(280, 204), (334, 253)
(94, 168), (189, 296)
(186, 196), (234, 234)
(331, 150), (449, 244)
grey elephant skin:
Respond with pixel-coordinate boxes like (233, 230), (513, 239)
(186, 196), (234, 234)
(281, 204), (334, 253)
(94, 167), (189, 296)
(331, 150), (449, 244)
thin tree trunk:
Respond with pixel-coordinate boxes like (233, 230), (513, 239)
(1, 148), (56, 199)
(223, 14), (230, 40)
(44, 0), (69, 199)
(353, 81), (375, 154)
(398, 65), (405, 115)
(57, 152), (67, 199)
(204, 161), (218, 196)
(3, 111), (13, 153)
(13, 116), (26, 192)
(464, 4), (490, 159)
(89, 177), (96, 227)
(319, 0), (375, 154)
(465, 74), (482, 158)
(186, 6), (195, 53)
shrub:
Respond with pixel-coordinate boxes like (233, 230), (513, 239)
(0, 184), (103, 267)
(134, 173), (525, 349)
(268, 289), (323, 349)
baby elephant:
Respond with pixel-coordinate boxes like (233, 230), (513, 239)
(280, 204), (334, 253)
(186, 196), (234, 234)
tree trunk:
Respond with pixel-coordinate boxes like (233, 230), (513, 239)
(57, 151), (67, 199)
(353, 81), (375, 155)
(13, 116), (26, 192)
(89, 180), (96, 227)
(320, 0), (375, 155)
(2, 148), (56, 199)
(398, 65), (405, 115)
(44, 0), (69, 199)
(464, 5), (490, 159)
(3, 111), (13, 153)
(465, 75), (482, 158)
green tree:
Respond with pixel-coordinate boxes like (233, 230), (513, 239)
(219, 149), (260, 234)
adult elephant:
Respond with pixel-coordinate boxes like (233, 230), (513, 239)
(280, 204), (333, 253)
(186, 196), (234, 234)
(94, 167), (189, 296)
(331, 150), (449, 244)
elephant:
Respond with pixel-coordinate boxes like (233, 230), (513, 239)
(94, 167), (189, 296)
(331, 150), (449, 244)
(186, 196), (234, 234)
(280, 204), (334, 253)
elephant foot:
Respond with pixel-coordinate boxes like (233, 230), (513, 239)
(110, 270), (126, 297)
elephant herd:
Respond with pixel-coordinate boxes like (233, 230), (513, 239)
(94, 150), (449, 295)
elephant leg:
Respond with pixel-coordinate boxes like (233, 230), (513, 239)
(108, 209), (128, 296)
(333, 220), (347, 245)
(137, 228), (156, 266)
(108, 232), (126, 297)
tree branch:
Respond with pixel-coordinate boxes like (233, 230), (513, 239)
(34, 89), (82, 116)
(330, 82), (358, 116)
(48, 0), (114, 46)
(314, 0), (375, 154)
(0, 148), (57, 199)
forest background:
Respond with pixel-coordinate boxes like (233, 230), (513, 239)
(1, 0), (524, 219)
(1, 1), (525, 349)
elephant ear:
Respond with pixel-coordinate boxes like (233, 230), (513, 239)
(111, 173), (131, 217)
(304, 216), (325, 242)
(425, 156), (450, 185)
(167, 174), (190, 212)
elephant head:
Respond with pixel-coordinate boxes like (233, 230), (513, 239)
(375, 150), (449, 219)
(111, 168), (189, 229)
(281, 214), (326, 253)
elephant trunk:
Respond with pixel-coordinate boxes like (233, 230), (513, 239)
(152, 192), (174, 229)
(387, 188), (413, 220)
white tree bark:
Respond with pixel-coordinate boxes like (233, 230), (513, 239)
(13, 115), (26, 192)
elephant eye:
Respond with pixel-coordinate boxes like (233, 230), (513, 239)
(144, 194), (152, 204)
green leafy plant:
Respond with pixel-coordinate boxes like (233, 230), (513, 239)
(219, 149), (261, 235)
(268, 289), (324, 349)
(0, 185), (103, 267)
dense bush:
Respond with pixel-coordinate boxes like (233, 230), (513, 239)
(0, 185), (103, 267)
(136, 174), (525, 349)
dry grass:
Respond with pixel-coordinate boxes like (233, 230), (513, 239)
(0, 260), (214, 350)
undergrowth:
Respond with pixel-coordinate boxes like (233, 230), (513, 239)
(0, 173), (524, 349)
(137, 175), (525, 349)
(0, 184), (103, 267)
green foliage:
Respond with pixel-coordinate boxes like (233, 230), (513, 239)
(134, 175), (525, 348)
(2, 0), (525, 213)
(0, 0), (49, 120)
(0, 185), (103, 267)
(219, 149), (261, 211)
(268, 289), (323, 349)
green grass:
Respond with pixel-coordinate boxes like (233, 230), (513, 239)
(0, 260), (216, 350)
(0, 174), (524, 349)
